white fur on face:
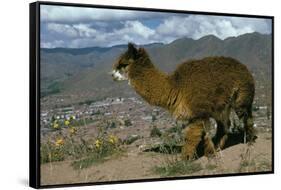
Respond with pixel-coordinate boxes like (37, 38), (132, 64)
(112, 70), (128, 81)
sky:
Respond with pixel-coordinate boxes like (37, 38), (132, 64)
(40, 5), (272, 48)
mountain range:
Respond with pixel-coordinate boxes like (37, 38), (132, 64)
(40, 32), (272, 104)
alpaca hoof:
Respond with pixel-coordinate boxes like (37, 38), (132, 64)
(181, 148), (196, 160)
(181, 153), (195, 161)
(246, 134), (257, 144)
(204, 140), (216, 157)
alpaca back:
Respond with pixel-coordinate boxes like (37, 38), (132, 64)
(169, 56), (255, 120)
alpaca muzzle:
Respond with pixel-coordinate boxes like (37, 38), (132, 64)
(111, 70), (127, 81)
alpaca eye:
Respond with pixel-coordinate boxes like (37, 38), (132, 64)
(117, 63), (128, 70)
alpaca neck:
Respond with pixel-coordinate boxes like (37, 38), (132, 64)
(128, 58), (172, 108)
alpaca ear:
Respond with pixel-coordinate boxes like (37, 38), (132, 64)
(128, 43), (138, 58)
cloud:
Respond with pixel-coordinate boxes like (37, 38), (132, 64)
(73, 24), (98, 37)
(40, 5), (272, 48)
(47, 23), (79, 37)
(41, 40), (65, 48)
(155, 15), (270, 40)
(42, 21), (156, 48)
(229, 17), (271, 34)
(115, 21), (155, 40)
(41, 5), (164, 23)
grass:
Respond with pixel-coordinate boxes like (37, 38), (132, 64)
(71, 148), (125, 170)
(240, 160), (255, 168)
(238, 145), (272, 173)
(166, 124), (183, 134)
(71, 154), (105, 170)
(41, 117), (122, 169)
(41, 141), (65, 163)
(150, 126), (162, 137)
(71, 136), (120, 170)
(150, 123), (184, 154)
(150, 125), (203, 177)
(40, 137), (90, 164)
(256, 160), (272, 171)
(205, 164), (217, 170)
(238, 145), (271, 172)
(123, 135), (141, 145)
(238, 145), (253, 172)
(154, 160), (202, 177)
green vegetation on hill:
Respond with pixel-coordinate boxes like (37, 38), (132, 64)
(41, 81), (62, 97)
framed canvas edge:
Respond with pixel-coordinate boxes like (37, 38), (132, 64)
(271, 16), (275, 174)
(37, 0), (274, 19)
(29, 2), (41, 189)
(29, 1), (275, 189)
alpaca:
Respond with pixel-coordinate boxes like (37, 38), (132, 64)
(112, 43), (256, 160)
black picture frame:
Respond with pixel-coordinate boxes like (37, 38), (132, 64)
(29, 1), (274, 188)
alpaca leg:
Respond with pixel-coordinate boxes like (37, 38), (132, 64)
(218, 134), (228, 150)
(203, 134), (216, 156)
(182, 120), (204, 160)
(234, 86), (256, 143)
(244, 110), (257, 143)
(218, 114), (231, 150)
(236, 108), (257, 143)
(213, 121), (226, 150)
(202, 118), (216, 156)
(213, 118), (230, 150)
(215, 105), (232, 150)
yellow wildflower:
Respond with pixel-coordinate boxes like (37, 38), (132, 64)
(55, 138), (64, 147)
(95, 139), (102, 148)
(108, 135), (118, 144)
(69, 127), (77, 135)
(64, 120), (70, 126)
(52, 122), (59, 129)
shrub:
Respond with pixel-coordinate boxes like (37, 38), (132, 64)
(71, 133), (120, 169)
(40, 139), (65, 164)
(123, 134), (141, 145)
(108, 121), (116, 129)
(152, 114), (157, 122)
(150, 126), (162, 137)
(124, 119), (132, 127)
(153, 160), (202, 177)
(41, 117), (122, 170)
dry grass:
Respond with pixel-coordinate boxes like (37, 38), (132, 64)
(238, 144), (271, 173)
(41, 117), (122, 169)
(153, 159), (202, 177)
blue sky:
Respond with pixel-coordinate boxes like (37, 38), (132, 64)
(40, 5), (272, 48)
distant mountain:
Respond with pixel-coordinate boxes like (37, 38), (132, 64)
(40, 45), (126, 96)
(41, 45), (128, 55)
(41, 32), (272, 103)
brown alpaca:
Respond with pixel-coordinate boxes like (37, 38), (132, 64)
(112, 43), (256, 160)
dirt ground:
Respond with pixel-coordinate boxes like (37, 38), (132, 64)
(41, 128), (272, 185)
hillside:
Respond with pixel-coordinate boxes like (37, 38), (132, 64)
(41, 32), (272, 106)
(41, 124), (272, 185)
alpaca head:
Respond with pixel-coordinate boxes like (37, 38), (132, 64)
(111, 43), (138, 81)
